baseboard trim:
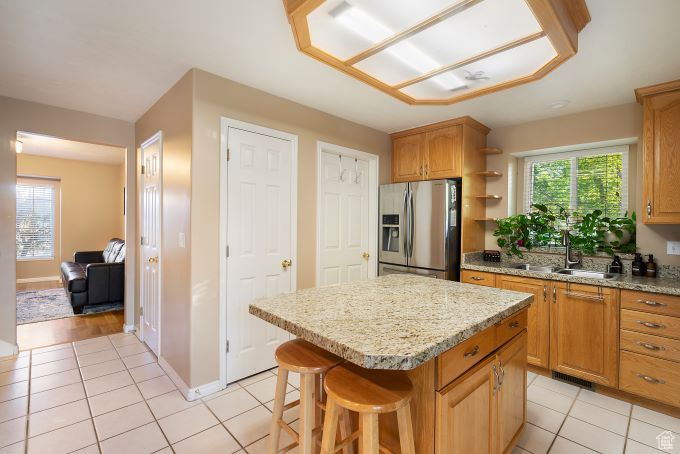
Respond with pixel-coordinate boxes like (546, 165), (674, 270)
(123, 324), (136, 333)
(16, 276), (60, 284)
(0, 339), (19, 358)
(158, 356), (223, 401)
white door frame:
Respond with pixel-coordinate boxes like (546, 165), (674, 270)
(219, 117), (298, 388)
(316, 141), (379, 287)
(139, 131), (163, 355)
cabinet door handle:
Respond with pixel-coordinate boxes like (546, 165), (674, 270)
(498, 361), (505, 386)
(637, 299), (666, 307)
(636, 341), (664, 351)
(509, 321), (520, 328)
(424, 163), (429, 176)
(492, 365), (499, 395)
(471, 276), (484, 281)
(638, 321), (665, 329)
(647, 200), (652, 217)
(543, 285), (547, 302)
(463, 345), (480, 358)
(636, 373), (665, 384)
(552, 286), (557, 304)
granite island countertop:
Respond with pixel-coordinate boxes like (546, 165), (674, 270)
(462, 259), (680, 296)
(249, 274), (533, 370)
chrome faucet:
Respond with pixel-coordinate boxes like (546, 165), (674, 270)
(562, 229), (582, 269)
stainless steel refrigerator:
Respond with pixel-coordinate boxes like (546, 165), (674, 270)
(378, 179), (461, 280)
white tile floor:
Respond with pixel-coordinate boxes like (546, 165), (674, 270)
(515, 371), (680, 454)
(1, 338), (679, 454)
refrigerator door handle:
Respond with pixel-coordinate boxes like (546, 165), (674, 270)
(408, 188), (414, 259)
(403, 187), (409, 258)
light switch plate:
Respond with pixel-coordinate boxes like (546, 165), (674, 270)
(668, 241), (680, 255)
(178, 232), (186, 248)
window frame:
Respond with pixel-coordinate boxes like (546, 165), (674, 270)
(523, 145), (629, 216)
(16, 177), (60, 261)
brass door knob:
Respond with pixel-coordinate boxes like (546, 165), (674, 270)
(148, 256), (158, 263)
(362, 252), (370, 260)
(281, 259), (292, 269)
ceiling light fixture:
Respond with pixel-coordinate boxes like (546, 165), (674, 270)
(15, 140), (23, 153)
(329, 2), (466, 91)
(284, 0), (590, 105)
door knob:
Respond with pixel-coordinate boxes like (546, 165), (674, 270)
(362, 252), (370, 260)
(148, 256), (158, 264)
(281, 259), (292, 269)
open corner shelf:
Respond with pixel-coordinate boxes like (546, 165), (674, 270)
(476, 195), (503, 200)
(480, 147), (503, 155)
(474, 218), (498, 222)
(475, 171), (503, 177)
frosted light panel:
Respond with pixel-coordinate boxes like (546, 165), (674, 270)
(307, 0), (459, 60)
(400, 37), (557, 99)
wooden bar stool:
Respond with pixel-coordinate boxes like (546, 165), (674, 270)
(269, 339), (352, 454)
(320, 363), (416, 454)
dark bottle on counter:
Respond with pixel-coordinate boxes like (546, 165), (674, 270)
(609, 255), (623, 274)
(632, 253), (646, 276)
(646, 254), (657, 278)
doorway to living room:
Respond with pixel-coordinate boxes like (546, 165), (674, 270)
(15, 131), (127, 350)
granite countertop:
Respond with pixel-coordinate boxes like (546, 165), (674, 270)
(249, 274), (532, 370)
(462, 259), (680, 296)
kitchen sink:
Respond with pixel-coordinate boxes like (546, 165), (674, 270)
(555, 269), (617, 279)
(511, 264), (561, 273)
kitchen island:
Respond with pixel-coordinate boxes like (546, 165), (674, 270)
(250, 274), (533, 453)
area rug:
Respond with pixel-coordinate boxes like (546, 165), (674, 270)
(16, 288), (123, 324)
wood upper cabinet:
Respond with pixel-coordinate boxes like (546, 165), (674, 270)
(636, 79), (680, 224)
(425, 125), (463, 179)
(495, 275), (550, 369)
(436, 332), (527, 454)
(392, 133), (425, 182)
(550, 283), (619, 387)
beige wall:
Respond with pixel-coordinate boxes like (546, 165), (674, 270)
(135, 71), (194, 383)
(16, 154), (125, 280)
(135, 68), (391, 387)
(484, 102), (680, 266)
(0, 95), (135, 355)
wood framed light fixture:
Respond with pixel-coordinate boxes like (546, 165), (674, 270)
(283, 0), (590, 105)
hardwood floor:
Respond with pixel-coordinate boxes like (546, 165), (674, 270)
(16, 280), (125, 351)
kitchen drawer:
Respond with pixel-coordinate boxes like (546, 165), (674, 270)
(461, 270), (496, 287)
(495, 308), (528, 347)
(620, 329), (680, 363)
(437, 325), (496, 389)
(619, 350), (680, 407)
(621, 290), (680, 317)
(621, 309), (680, 340)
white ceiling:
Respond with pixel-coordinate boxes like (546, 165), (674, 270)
(1, 0), (679, 133)
(17, 131), (125, 165)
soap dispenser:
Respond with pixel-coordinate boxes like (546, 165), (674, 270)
(609, 256), (623, 274)
(632, 253), (646, 276)
(646, 254), (657, 278)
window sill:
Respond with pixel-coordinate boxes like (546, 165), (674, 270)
(16, 257), (55, 262)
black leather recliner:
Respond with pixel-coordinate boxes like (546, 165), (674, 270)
(60, 238), (125, 314)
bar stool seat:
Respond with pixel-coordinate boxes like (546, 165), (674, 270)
(269, 339), (350, 454)
(321, 363), (416, 454)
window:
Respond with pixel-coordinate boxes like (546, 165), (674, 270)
(16, 180), (56, 260)
(523, 146), (628, 218)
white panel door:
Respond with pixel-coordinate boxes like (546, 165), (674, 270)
(226, 127), (293, 383)
(318, 149), (370, 286)
(140, 133), (162, 355)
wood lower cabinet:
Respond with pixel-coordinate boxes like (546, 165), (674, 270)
(461, 269), (496, 287)
(495, 275), (550, 369)
(392, 133), (425, 182)
(636, 79), (680, 224)
(550, 283), (619, 387)
(437, 332), (527, 454)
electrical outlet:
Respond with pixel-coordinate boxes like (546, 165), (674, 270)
(178, 232), (186, 248)
(668, 241), (680, 255)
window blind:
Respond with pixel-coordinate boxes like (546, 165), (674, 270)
(523, 146), (628, 219)
(16, 182), (55, 259)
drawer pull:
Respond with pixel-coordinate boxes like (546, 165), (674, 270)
(509, 321), (520, 328)
(636, 373), (666, 385)
(464, 345), (480, 358)
(637, 321), (665, 329)
(471, 276), (484, 281)
(636, 341), (664, 351)
(637, 299), (666, 307)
